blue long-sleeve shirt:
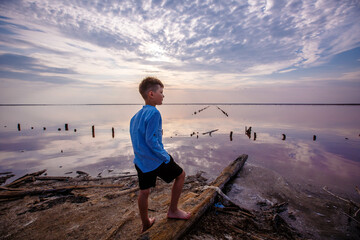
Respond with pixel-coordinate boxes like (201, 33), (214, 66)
(130, 105), (170, 173)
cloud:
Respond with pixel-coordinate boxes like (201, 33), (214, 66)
(0, 0), (359, 103)
(0, 53), (80, 84)
(0, 54), (75, 74)
(0, 70), (80, 85)
(2, 0), (359, 76)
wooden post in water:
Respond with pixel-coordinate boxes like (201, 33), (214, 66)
(65, 124), (69, 131)
(92, 125), (95, 138)
(112, 127), (115, 138)
(230, 131), (233, 141)
(17, 123), (21, 131)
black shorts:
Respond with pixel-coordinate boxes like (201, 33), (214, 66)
(135, 155), (183, 190)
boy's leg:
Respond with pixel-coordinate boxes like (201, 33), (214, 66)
(167, 171), (191, 219)
(135, 164), (157, 232)
(138, 188), (155, 232)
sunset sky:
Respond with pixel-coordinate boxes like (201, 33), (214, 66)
(0, 0), (359, 104)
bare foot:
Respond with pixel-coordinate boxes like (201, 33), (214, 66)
(167, 209), (191, 220)
(142, 217), (155, 233)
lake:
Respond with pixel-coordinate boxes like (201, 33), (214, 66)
(1, 104), (360, 237)
(1, 104), (359, 194)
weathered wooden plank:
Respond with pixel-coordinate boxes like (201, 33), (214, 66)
(139, 154), (248, 240)
(5, 169), (47, 188)
(35, 176), (72, 181)
(0, 184), (135, 199)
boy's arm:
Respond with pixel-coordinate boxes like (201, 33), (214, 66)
(145, 111), (170, 163)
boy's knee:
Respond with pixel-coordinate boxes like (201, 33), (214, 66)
(139, 188), (150, 197)
(178, 170), (185, 180)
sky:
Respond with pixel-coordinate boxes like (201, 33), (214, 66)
(0, 0), (360, 104)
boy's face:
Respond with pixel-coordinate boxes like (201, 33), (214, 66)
(149, 85), (164, 105)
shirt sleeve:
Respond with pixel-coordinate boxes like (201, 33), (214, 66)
(145, 111), (170, 163)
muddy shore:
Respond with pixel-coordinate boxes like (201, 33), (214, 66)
(1, 166), (359, 240)
(186, 164), (360, 239)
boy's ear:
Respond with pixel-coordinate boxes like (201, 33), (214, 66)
(148, 90), (154, 98)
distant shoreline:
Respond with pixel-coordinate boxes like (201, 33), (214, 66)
(0, 103), (359, 106)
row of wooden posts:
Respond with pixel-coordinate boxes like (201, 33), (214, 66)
(243, 126), (317, 141)
(17, 123), (72, 132)
(16, 123), (114, 138)
(192, 127), (317, 141)
(16, 123), (317, 141)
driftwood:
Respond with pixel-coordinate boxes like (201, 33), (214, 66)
(0, 174), (15, 185)
(202, 129), (219, 136)
(35, 176), (71, 181)
(4, 170), (136, 187)
(78, 174), (137, 182)
(323, 186), (360, 209)
(101, 210), (135, 240)
(193, 106), (210, 115)
(0, 184), (132, 200)
(139, 154), (248, 240)
(5, 169), (47, 188)
(0, 186), (26, 191)
(187, 194), (302, 240)
(216, 106), (229, 117)
(214, 207), (255, 218)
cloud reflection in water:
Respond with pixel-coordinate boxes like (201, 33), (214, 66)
(0, 105), (359, 198)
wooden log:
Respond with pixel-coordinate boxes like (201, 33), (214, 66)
(4, 176), (34, 188)
(5, 169), (47, 188)
(35, 176), (71, 181)
(139, 154), (248, 240)
(0, 174), (15, 185)
(323, 186), (360, 209)
(0, 186), (26, 191)
(202, 129), (218, 136)
(0, 184), (129, 199)
(78, 174), (137, 182)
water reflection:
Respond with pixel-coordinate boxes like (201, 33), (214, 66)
(0, 105), (359, 200)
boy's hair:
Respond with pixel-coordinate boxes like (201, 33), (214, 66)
(139, 77), (164, 100)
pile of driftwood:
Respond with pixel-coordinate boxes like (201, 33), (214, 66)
(323, 186), (360, 225)
(185, 194), (303, 240)
(185, 186), (360, 240)
(0, 169), (138, 202)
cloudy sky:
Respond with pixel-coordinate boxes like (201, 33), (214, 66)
(0, 0), (359, 104)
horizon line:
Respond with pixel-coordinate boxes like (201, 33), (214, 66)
(1, 103), (360, 106)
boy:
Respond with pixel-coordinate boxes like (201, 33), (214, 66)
(130, 77), (191, 232)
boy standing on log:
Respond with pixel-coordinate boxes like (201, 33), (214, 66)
(130, 77), (191, 232)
